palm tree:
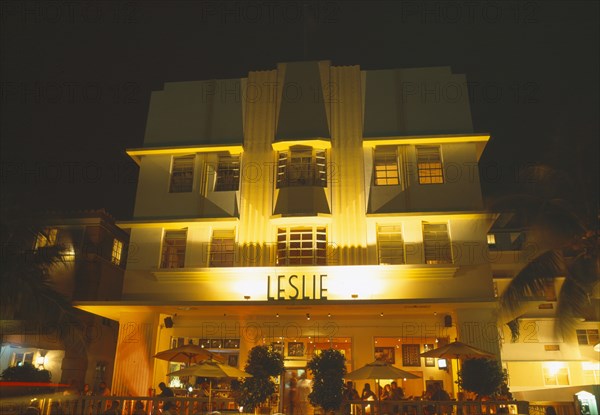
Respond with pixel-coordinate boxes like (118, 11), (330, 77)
(492, 162), (599, 339)
(0, 204), (87, 354)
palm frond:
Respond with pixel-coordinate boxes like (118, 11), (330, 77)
(554, 278), (593, 338)
(506, 319), (520, 343)
(500, 250), (564, 315)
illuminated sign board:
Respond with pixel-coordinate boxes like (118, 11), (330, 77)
(267, 274), (328, 301)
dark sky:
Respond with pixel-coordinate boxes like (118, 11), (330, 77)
(1, 1), (598, 219)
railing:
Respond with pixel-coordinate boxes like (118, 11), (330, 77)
(0, 395), (241, 415)
(0, 395), (536, 415)
(342, 399), (530, 415)
(529, 402), (576, 415)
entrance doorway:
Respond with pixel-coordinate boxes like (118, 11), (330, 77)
(281, 368), (313, 415)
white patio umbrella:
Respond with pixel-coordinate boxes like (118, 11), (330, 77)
(346, 360), (421, 414)
(420, 340), (495, 390)
(167, 359), (252, 410)
(154, 343), (225, 366)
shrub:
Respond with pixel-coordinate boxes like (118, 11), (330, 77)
(307, 349), (347, 414)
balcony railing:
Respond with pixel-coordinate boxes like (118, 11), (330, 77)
(0, 395), (548, 415)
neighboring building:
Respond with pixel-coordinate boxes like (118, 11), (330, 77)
(489, 213), (600, 401)
(76, 60), (498, 410)
(0, 209), (128, 389)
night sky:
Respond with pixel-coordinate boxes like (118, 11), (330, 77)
(1, 1), (598, 220)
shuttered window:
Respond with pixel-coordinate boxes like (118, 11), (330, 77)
(377, 225), (405, 264)
(417, 146), (444, 184)
(170, 155), (195, 193)
(277, 227), (327, 265)
(374, 147), (400, 186)
(277, 146), (327, 188)
(214, 155), (240, 191)
(161, 230), (187, 268)
(422, 222), (452, 264)
(209, 229), (236, 267)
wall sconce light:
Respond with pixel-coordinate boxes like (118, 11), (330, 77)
(380, 312), (384, 317)
(327, 313), (331, 318)
(351, 294), (358, 299)
(243, 295), (250, 300)
(306, 313), (311, 320)
(36, 355), (46, 368)
(438, 358), (448, 371)
(276, 313), (280, 318)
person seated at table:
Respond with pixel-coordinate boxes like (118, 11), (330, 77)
(199, 382), (211, 411)
(361, 383), (377, 414)
(381, 384), (392, 400)
(361, 383), (376, 400)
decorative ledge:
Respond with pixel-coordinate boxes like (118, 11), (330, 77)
(151, 264), (459, 282)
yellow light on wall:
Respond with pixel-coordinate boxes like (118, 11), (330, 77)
(544, 362), (565, 377)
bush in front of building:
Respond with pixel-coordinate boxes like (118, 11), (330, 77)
(307, 349), (347, 414)
(0, 362), (53, 397)
(458, 358), (507, 398)
(234, 345), (284, 413)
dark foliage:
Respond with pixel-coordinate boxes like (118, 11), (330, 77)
(234, 345), (284, 412)
(307, 349), (347, 413)
(458, 359), (506, 398)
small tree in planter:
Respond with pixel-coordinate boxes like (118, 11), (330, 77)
(1, 362), (52, 397)
(234, 345), (284, 414)
(458, 358), (507, 398)
(307, 349), (347, 414)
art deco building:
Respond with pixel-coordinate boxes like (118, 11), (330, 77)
(77, 60), (526, 408)
(1, 210), (128, 389)
(489, 215), (599, 401)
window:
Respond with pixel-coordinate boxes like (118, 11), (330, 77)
(214, 155), (240, 191)
(416, 146), (444, 184)
(277, 146), (326, 188)
(277, 227), (327, 265)
(160, 230), (187, 268)
(12, 352), (34, 366)
(111, 239), (123, 265)
(422, 222), (452, 264)
(576, 329), (600, 345)
(582, 362), (600, 384)
(169, 155), (195, 193)
(377, 225), (405, 264)
(209, 230), (235, 267)
(35, 228), (58, 249)
(543, 364), (570, 386)
(373, 147), (399, 186)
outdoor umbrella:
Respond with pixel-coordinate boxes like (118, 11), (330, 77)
(167, 359), (252, 410)
(346, 360), (421, 414)
(346, 360), (421, 381)
(154, 343), (225, 366)
(419, 340), (495, 390)
(419, 340), (495, 360)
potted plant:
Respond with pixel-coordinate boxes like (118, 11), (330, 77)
(234, 345), (284, 414)
(307, 349), (347, 415)
(0, 362), (52, 397)
(457, 358), (507, 398)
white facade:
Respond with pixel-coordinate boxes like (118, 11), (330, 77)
(78, 61), (517, 407)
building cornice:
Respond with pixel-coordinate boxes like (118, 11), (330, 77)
(117, 217), (239, 228)
(126, 144), (244, 165)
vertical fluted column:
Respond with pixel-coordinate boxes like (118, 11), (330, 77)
(238, 70), (278, 266)
(329, 65), (368, 265)
(111, 312), (159, 396)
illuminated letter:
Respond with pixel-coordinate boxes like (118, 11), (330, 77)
(277, 275), (285, 300)
(319, 274), (328, 300)
(302, 275), (310, 300)
(288, 275), (299, 300)
(267, 275), (275, 301)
